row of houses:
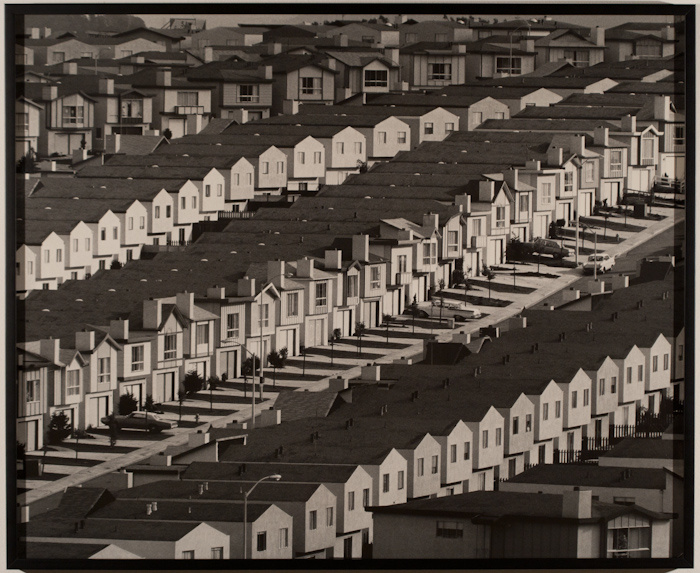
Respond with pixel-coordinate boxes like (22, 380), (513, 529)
(18, 267), (684, 558)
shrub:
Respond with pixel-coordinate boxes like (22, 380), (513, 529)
(47, 412), (72, 445)
(118, 392), (138, 415)
(183, 370), (204, 395)
(143, 394), (156, 412)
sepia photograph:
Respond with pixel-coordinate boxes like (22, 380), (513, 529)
(7, 3), (693, 569)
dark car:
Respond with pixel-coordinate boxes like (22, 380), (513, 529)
(101, 412), (177, 433)
(530, 238), (570, 259)
(403, 308), (430, 318)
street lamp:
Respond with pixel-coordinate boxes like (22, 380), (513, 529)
(243, 473), (281, 559)
(507, 20), (531, 77)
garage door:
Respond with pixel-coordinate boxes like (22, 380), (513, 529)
(308, 318), (326, 347)
(88, 395), (111, 428)
(18, 419), (40, 452)
(278, 328), (296, 355)
(157, 371), (177, 403)
(338, 310), (352, 337)
(363, 301), (379, 328)
(221, 350), (238, 379)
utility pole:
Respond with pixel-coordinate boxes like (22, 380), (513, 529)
(593, 231), (598, 281)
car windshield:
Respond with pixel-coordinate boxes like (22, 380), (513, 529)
(588, 255), (606, 261)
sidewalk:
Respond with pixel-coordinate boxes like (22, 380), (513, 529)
(18, 206), (683, 509)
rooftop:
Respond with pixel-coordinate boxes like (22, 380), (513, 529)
(505, 463), (669, 489)
(602, 438), (684, 460)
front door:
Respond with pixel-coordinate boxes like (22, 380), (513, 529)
(567, 431), (575, 451)
(508, 458), (517, 478)
(343, 536), (353, 559)
(595, 419), (603, 445)
(158, 371), (177, 402)
(538, 444), (546, 464)
(648, 395), (655, 415)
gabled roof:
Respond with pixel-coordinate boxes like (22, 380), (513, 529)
(535, 28), (603, 48)
(324, 50), (398, 68)
(263, 52), (338, 74)
(273, 390), (343, 422)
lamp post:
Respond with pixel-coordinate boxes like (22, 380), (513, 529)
(507, 21), (531, 77)
(243, 473), (281, 559)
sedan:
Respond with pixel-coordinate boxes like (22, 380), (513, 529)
(583, 253), (615, 274)
(101, 412), (177, 433)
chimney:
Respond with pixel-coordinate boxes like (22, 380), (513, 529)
(267, 259), (286, 289)
(328, 376), (349, 392)
(454, 194), (471, 214)
(296, 257), (315, 278)
(62, 62), (78, 75)
(570, 134), (586, 156)
(156, 69), (171, 86)
(525, 159), (541, 170)
(593, 126), (609, 147)
(98, 78), (114, 95)
(324, 249), (342, 270)
(109, 319), (129, 341)
(590, 26), (605, 47)
(547, 146), (564, 166)
(75, 330), (96, 352)
(39, 338), (60, 364)
(30, 27), (40, 39)
(143, 298), (163, 330)
(621, 114), (637, 133)
(260, 408), (282, 427)
(42, 85), (58, 101)
(452, 43), (467, 53)
(146, 503), (153, 515)
(270, 42), (282, 55)
(661, 25), (675, 41)
(188, 430), (211, 447)
(326, 58), (336, 70)
(207, 285), (226, 299)
(237, 276), (256, 297)
(335, 33), (348, 47)
(562, 489), (592, 519)
(176, 291), (195, 319)
(384, 47), (399, 64)
(352, 234), (370, 262)
(422, 213), (439, 230)
(520, 38), (535, 53)
(478, 180), (496, 201)
(504, 168), (519, 189)
(361, 364), (381, 381)
(264, 65), (273, 80)
(653, 95), (671, 121)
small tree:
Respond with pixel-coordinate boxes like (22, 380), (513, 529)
(242, 356), (260, 397)
(118, 392), (138, 415)
(163, 128), (173, 140)
(177, 390), (186, 423)
(382, 314), (392, 343)
(183, 370), (203, 396)
(329, 329), (341, 366)
(110, 259), (122, 270)
(206, 375), (220, 411)
(267, 347), (288, 388)
(143, 394), (156, 412)
(299, 346), (306, 376)
(354, 322), (366, 356)
(410, 296), (419, 334)
(47, 412), (72, 445)
(17, 441), (26, 462)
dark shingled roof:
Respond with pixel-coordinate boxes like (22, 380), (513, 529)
(505, 463), (669, 489)
(602, 438), (684, 461)
(181, 460), (361, 484)
(478, 118), (620, 133)
(88, 499), (274, 522)
(23, 542), (118, 560)
(22, 517), (204, 541)
(513, 106), (643, 121)
(272, 390), (343, 422)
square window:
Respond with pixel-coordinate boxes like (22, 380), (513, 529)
(424, 122), (434, 135)
(256, 531), (267, 552)
(309, 510), (317, 530)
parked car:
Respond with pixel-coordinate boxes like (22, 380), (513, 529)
(530, 238), (570, 259)
(583, 253), (615, 274)
(101, 412), (177, 433)
(453, 308), (482, 320)
(403, 307), (430, 318)
(432, 299), (464, 310)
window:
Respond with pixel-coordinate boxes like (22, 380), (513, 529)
(450, 443), (457, 463)
(62, 106), (84, 125)
(66, 370), (80, 396)
(177, 91), (199, 106)
(417, 458), (425, 477)
(398, 470), (405, 490)
(348, 491), (355, 511)
(286, 292), (299, 317)
(128, 217), (134, 231)
(672, 125), (685, 147)
(196, 324), (209, 345)
(638, 365), (644, 381)
(481, 430), (488, 449)
(495, 206), (506, 228)
(315, 282), (328, 309)
(217, 184), (223, 196)
(261, 304), (270, 328)
(609, 150), (623, 177)
(370, 266), (381, 289)
(98, 357), (111, 384)
(279, 527), (289, 548)
(247, 173), (253, 185)
(496, 56), (522, 75)
(431, 455), (439, 474)
(16, 112), (28, 129)
(28, 261), (33, 274)
(473, 111), (483, 125)
(113, 226), (118, 239)
(164, 333), (177, 360)
(257, 531), (267, 552)
(354, 142), (362, 154)
(541, 182), (552, 204)
(564, 172), (574, 192)
(611, 377), (617, 393)
(436, 521), (463, 538)
(397, 254), (408, 273)
(572, 391), (578, 409)
(276, 161), (284, 174)
(382, 473), (390, 493)
(423, 243), (432, 265)
(636, 39), (662, 57)
(131, 346), (144, 371)
(519, 194), (529, 212)
(211, 547), (223, 559)
(495, 428), (502, 447)
(297, 151), (305, 164)
(664, 353), (670, 370)
(25, 377), (40, 402)
(121, 99), (142, 119)
(309, 510), (317, 530)
(300, 77), (321, 95)
(347, 275), (359, 298)
(525, 414), (532, 432)
(641, 135), (655, 165)
(652, 355), (658, 372)
(478, 473), (486, 491)
(261, 161), (269, 175)
(139, 217), (145, 229)
(555, 401), (561, 419)
(378, 131), (387, 144)
(584, 388), (590, 406)
(445, 122), (455, 133)
(627, 366), (632, 384)
(364, 69), (388, 87)
(155, 206), (161, 219)
(327, 506), (334, 527)
(563, 49), (590, 67)
(584, 161), (595, 183)
(495, 112), (505, 120)
(336, 141), (345, 155)
(239, 84), (259, 102)
(464, 441), (470, 460)
(313, 151), (322, 164)
(224, 313), (240, 339)
(513, 416), (519, 435)
(447, 231), (459, 253)
(72, 238), (79, 252)
(205, 185), (211, 198)
(543, 403), (549, 420)
(181, 550), (194, 559)
(428, 63), (451, 81)
(56, 249), (62, 263)
(397, 131), (407, 144)
(363, 488), (370, 507)
(607, 522), (652, 558)
(424, 122), (434, 135)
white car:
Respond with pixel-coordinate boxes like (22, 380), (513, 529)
(432, 299), (463, 310)
(583, 253), (615, 274)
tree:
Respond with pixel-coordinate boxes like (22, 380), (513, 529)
(47, 412), (72, 445)
(163, 128), (173, 140)
(382, 314), (392, 343)
(183, 370), (203, 396)
(118, 392), (138, 415)
(329, 329), (342, 366)
(177, 390), (186, 424)
(143, 394), (156, 412)
(110, 259), (122, 270)
(354, 322), (366, 356)
(299, 345), (307, 376)
(242, 356), (260, 397)
(410, 295), (419, 334)
(267, 347), (288, 388)
(451, 269), (464, 289)
(16, 150), (35, 174)
(206, 375), (220, 411)
(17, 441), (26, 462)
